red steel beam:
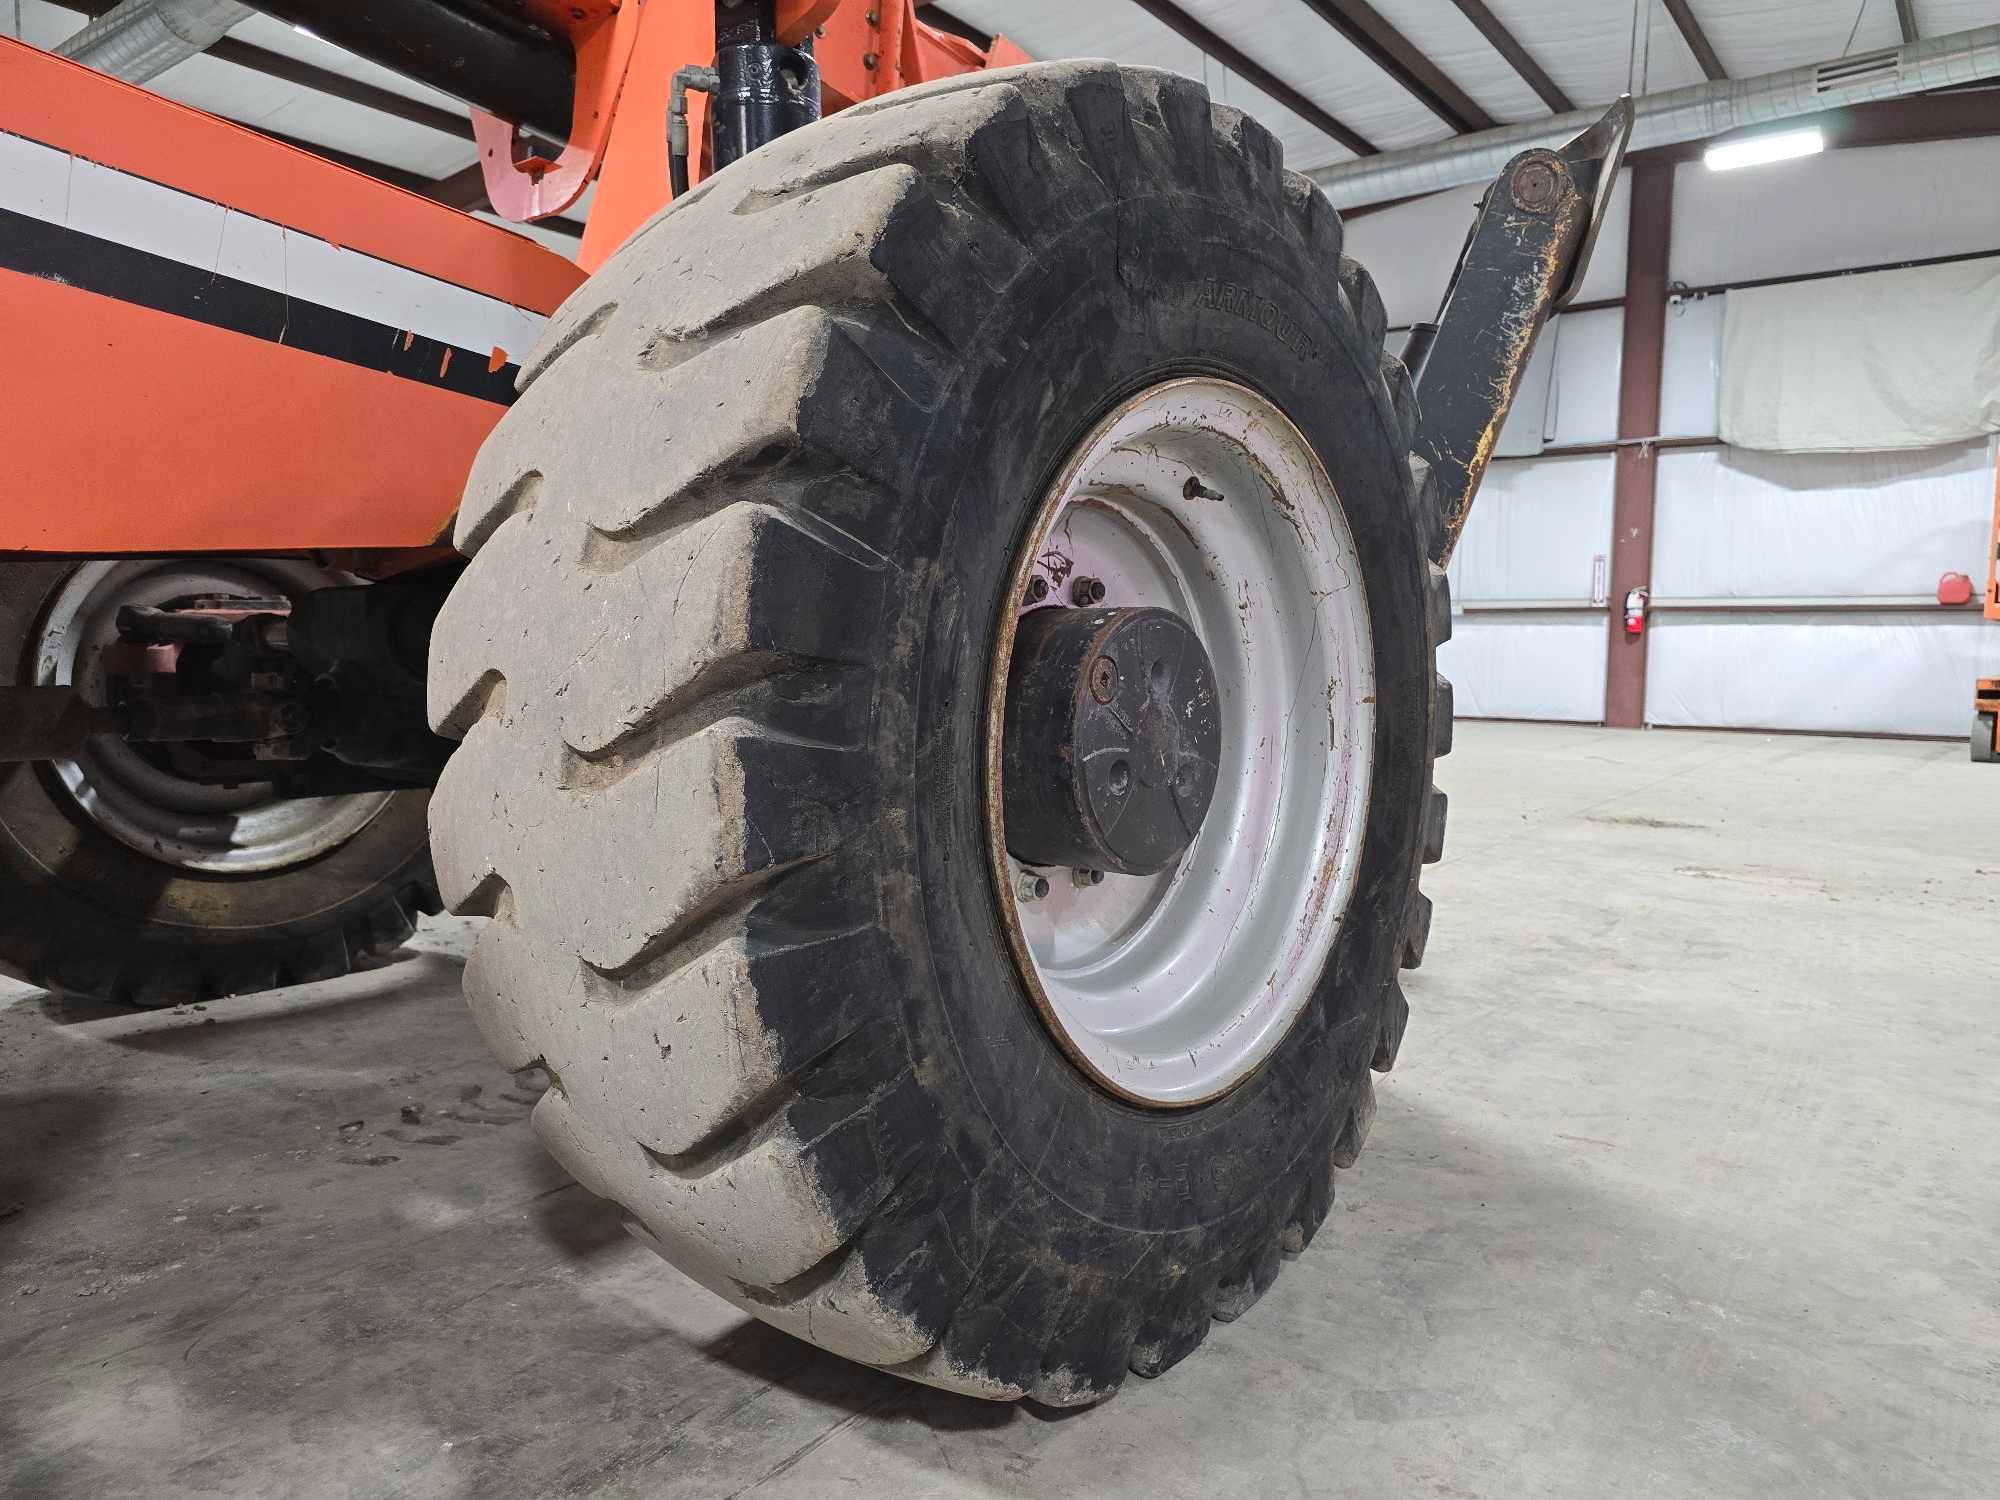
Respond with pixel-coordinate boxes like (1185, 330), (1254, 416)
(1444, 0), (1573, 113)
(1660, 0), (1728, 82)
(1604, 159), (1673, 729)
(1126, 0), (1379, 157)
(208, 37), (476, 140)
(1294, 0), (1495, 133)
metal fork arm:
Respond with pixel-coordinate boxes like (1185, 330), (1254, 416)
(1407, 99), (1634, 566)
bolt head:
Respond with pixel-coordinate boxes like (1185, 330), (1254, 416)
(1016, 870), (1050, 901)
(1024, 575), (1050, 604)
(1088, 655), (1118, 704)
(1071, 576), (1107, 607)
(1071, 867), (1105, 889)
(1510, 157), (1562, 214)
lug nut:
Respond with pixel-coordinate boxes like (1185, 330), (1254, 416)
(1016, 870), (1051, 901)
(1070, 576), (1107, 606)
(1071, 867), (1105, 889)
(1024, 575), (1050, 604)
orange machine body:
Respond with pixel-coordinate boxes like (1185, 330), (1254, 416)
(0, 2), (1021, 557)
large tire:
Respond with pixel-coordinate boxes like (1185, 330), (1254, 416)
(429, 61), (1450, 1403)
(0, 560), (440, 1005)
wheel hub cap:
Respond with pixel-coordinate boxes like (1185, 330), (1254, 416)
(984, 377), (1377, 1107)
(30, 560), (393, 874)
(1001, 605), (1221, 876)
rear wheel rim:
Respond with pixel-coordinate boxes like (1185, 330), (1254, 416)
(984, 377), (1377, 1108)
(31, 560), (393, 875)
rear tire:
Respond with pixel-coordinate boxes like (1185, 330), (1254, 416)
(0, 560), (439, 1005)
(429, 61), (1450, 1402)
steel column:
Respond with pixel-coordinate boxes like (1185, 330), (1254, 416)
(1603, 159), (1672, 728)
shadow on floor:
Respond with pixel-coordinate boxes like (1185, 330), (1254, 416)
(0, 1087), (116, 1230)
(59, 954), (468, 1058)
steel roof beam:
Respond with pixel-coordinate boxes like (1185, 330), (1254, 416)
(41, 0), (591, 237)
(1660, 0), (1728, 82)
(1895, 0), (1920, 44)
(208, 37), (475, 139)
(1295, 0), (1494, 133)
(46, 1), (474, 139)
(1444, 0), (1574, 113)
(1126, 0), (1379, 156)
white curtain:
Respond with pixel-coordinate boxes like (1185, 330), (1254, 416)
(1645, 614), (1991, 738)
(1718, 258), (2000, 453)
(1650, 439), (1996, 599)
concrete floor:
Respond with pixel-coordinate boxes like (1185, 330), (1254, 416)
(2, 722), (1995, 1498)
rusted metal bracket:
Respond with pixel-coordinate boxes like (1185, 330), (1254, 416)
(1406, 99), (1634, 566)
(0, 687), (123, 762)
(0, 684), (315, 763)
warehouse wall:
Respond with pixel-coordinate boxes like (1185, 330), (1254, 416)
(1350, 137), (1999, 737)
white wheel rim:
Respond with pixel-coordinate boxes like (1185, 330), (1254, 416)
(32, 560), (394, 874)
(985, 378), (1376, 1107)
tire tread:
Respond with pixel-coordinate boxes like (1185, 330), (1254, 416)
(430, 60), (1447, 1404)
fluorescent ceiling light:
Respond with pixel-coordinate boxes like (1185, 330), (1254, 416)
(1705, 128), (1826, 172)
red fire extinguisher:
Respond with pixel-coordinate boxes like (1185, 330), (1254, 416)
(1624, 586), (1648, 638)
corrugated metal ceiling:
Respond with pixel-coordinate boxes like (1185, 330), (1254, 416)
(5, 0), (1994, 252)
(947, 0), (2000, 174)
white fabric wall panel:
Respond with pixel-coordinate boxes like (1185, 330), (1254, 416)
(1439, 615), (1608, 723)
(1494, 329), (1556, 457)
(1718, 258), (2000, 453)
(1670, 139), (2000, 291)
(1576, 168), (1634, 309)
(1344, 170), (1631, 329)
(1344, 184), (1488, 330)
(1651, 440), (1996, 598)
(1544, 308), (1623, 448)
(1645, 614), (1991, 738)
(1388, 317), (1555, 459)
(1659, 293), (1723, 441)
(1450, 454), (1614, 602)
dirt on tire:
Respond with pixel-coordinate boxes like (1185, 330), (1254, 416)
(429, 60), (1450, 1404)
